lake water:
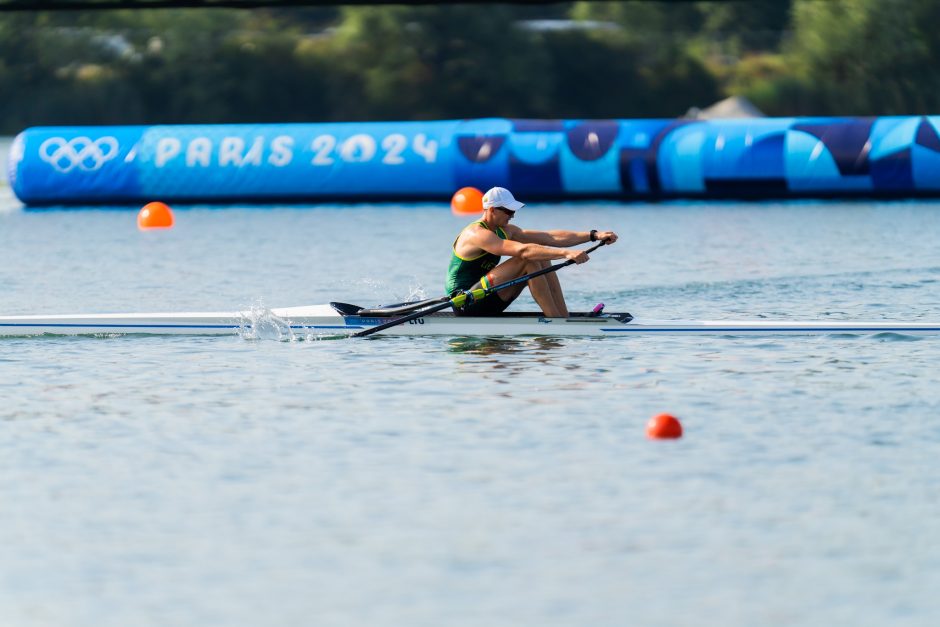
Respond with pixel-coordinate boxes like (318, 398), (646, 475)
(2, 194), (940, 626)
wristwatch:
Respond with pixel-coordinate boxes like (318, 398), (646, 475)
(590, 229), (598, 242)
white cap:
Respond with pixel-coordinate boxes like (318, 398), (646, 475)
(482, 187), (525, 212)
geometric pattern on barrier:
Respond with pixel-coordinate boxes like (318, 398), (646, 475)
(15, 116), (940, 205)
(916, 117), (940, 151)
(791, 118), (873, 177)
(453, 119), (511, 193)
(868, 117), (920, 190)
(560, 120), (620, 193)
(616, 119), (673, 195)
(785, 128), (872, 192)
(655, 122), (707, 193)
(639, 121), (690, 195)
(507, 120), (563, 195)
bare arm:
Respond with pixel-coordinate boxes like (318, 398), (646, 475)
(465, 227), (589, 263)
(512, 226), (619, 247)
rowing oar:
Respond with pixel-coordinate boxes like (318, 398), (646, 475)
(352, 238), (611, 338)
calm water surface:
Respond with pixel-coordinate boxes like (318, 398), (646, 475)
(2, 197), (940, 626)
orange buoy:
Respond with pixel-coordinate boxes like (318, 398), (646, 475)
(450, 187), (483, 215)
(137, 201), (174, 230)
(646, 413), (683, 439)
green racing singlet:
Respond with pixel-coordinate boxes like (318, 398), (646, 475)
(445, 221), (508, 295)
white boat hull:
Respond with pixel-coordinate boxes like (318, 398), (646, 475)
(2, 303), (940, 337)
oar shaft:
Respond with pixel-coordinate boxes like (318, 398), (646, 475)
(352, 300), (454, 337)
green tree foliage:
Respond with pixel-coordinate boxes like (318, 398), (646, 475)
(694, 1), (792, 54)
(2, 1), (940, 133)
(326, 6), (554, 119)
(540, 28), (718, 118)
(783, 0), (940, 114)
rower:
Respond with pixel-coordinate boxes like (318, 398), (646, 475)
(445, 186), (618, 317)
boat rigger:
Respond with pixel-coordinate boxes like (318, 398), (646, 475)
(1, 303), (939, 337)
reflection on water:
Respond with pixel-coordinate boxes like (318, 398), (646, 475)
(446, 336), (573, 380)
(446, 335), (566, 355)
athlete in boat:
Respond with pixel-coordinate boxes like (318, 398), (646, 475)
(445, 187), (618, 317)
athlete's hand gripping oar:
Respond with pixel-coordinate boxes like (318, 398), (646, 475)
(352, 239), (611, 338)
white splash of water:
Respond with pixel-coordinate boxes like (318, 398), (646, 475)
(401, 280), (428, 303)
(236, 301), (352, 342)
(236, 303), (297, 342)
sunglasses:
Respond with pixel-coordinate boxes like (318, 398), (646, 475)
(496, 207), (516, 218)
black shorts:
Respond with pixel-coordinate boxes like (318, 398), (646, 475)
(451, 292), (512, 317)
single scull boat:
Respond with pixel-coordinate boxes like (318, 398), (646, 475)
(1, 302), (939, 337)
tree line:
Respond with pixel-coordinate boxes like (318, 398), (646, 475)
(0, 1), (937, 134)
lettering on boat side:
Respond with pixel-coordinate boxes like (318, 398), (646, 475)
(347, 317), (385, 325)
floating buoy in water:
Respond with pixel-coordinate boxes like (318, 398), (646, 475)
(646, 413), (683, 439)
(451, 187), (483, 215)
(138, 201), (174, 230)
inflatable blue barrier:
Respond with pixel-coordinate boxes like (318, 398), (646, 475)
(9, 117), (940, 205)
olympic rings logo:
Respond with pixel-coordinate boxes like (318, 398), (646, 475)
(39, 136), (120, 173)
